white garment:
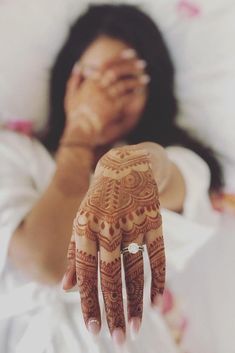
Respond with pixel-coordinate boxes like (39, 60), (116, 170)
(0, 130), (218, 353)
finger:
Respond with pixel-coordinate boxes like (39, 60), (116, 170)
(98, 48), (137, 73)
(62, 233), (77, 290)
(107, 75), (150, 98)
(75, 215), (101, 335)
(146, 225), (166, 306)
(122, 234), (144, 337)
(66, 64), (83, 95)
(99, 59), (147, 88)
(100, 245), (126, 345)
(81, 49), (138, 81)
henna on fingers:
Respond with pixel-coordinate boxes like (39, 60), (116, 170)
(100, 257), (125, 334)
(76, 250), (101, 331)
(123, 250), (144, 321)
(71, 145), (165, 340)
(146, 231), (166, 303)
(62, 233), (77, 289)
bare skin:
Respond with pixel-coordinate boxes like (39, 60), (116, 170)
(9, 35), (185, 321)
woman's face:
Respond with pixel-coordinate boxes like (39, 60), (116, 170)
(78, 36), (148, 140)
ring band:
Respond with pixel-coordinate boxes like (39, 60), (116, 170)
(121, 242), (144, 255)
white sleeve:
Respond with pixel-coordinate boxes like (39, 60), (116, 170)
(162, 146), (220, 272)
(0, 131), (40, 275)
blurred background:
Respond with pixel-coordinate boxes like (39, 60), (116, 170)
(0, 0), (235, 188)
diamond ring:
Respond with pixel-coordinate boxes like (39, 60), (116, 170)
(121, 243), (144, 255)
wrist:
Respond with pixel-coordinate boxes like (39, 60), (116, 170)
(62, 124), (94, 147)
(54, 143), (93, 196)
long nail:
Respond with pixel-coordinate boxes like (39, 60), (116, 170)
(135, 60), (147, 69)
(152, 294), (163, 308)
(139, 74), (151, 84)
(129, 317), (141, 340)
(61, 274), (67, 289)
(87, 319), (100, 335)
(72, 63), (81, 75)
(120, 48), (137, 59)
(112, 328), (126, 345)
(61, 267), (71, 289)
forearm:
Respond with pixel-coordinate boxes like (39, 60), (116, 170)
(9, 145), (93, 284)
(138, 142), (186, 212)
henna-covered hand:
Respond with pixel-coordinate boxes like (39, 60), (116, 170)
(63, 145), (165, 343)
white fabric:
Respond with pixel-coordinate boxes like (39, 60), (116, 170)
(0, 130), (217, 353)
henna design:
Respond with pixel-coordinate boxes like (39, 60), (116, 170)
(148, 236), (166, 301)
(63, 233), (77, 288)
(74, 146), (162, 251)
(76, 250), (101, 326)
(67, 239), (75, 261)
(100, 258), (125, 333)
(123, 251), (144, 321)
(71, 145), (165, 334)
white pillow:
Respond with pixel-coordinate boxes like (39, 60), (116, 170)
(0, 0), (87, 131)
(122, 0), (235, 190)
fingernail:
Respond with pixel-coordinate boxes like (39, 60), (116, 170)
(120, 48), (137, 59)
(152, 294), (163, 307)
(135, 60), (147, 69)
(72, 63), (81, 75)
(112, 328), (126, 345)
(129, 317), (141, 340)
(87, 319), (100, 335)
(61, 274), (67, 289)
(139, 74), (151, 84)
(61, 268), (70, 289)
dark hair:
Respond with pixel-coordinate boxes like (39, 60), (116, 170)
(44, 3), (223, 191)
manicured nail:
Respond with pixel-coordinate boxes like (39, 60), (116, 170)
(61, 267), (71, 289)
(152, 294), (163, 307)
(139, 74), (151, 84)
(61, 274), (67, 289)
(135, 60), (147, 69)
(72, 63), (81, 75)
(129, 317), (141, 340)
(120, 48), (137, 59)
(112, 328), (126, 345)
(87, 319), (100, 335)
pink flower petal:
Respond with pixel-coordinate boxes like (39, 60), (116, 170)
(177, 0), (201, 18)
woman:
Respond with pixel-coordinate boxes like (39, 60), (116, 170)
(0, 4), (222, 353)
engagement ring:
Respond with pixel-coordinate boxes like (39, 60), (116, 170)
(121, 243), (144, 255)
